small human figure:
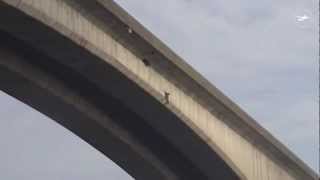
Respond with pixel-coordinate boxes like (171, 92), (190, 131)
(164, 91), (170, 105)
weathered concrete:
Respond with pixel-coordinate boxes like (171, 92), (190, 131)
(0, 0), (318, 179)
(0, 3), (239, 179)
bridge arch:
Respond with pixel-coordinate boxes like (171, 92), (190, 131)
(0, 33), (240, 179)
(0, 3), (241, 178)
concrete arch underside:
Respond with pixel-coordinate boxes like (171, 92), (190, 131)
(0, 9), (240, 180)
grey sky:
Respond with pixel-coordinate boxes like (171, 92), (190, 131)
(0, 0), (318, 179)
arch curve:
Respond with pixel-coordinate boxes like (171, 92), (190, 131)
(0, 31), (240, 179)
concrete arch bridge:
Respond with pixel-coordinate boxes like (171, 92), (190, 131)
(0, 0), (318, 179)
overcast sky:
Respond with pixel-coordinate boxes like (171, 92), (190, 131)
(0, 0), (318, 179)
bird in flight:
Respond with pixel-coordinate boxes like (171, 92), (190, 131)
(296, 15), (310, 22)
